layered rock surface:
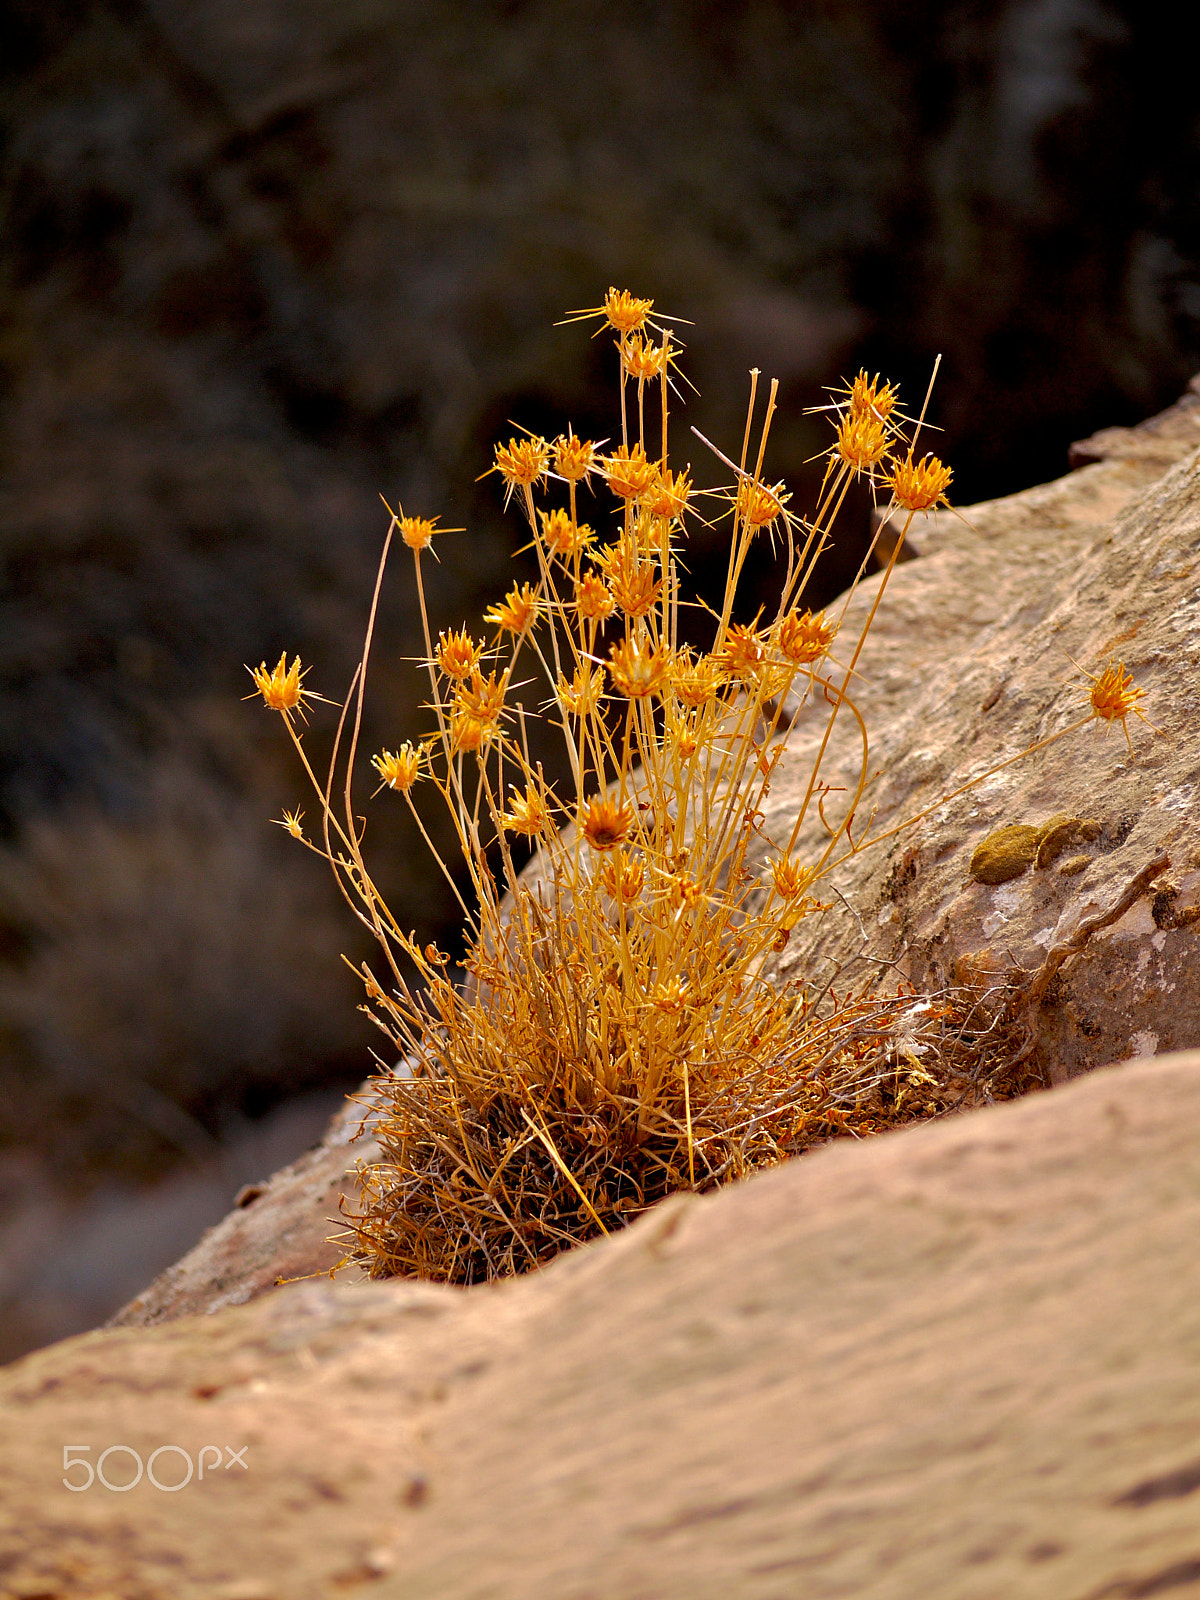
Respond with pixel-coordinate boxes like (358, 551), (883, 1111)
(760, 378), (1200, 1081)
(3, 1051), (1200, 1598)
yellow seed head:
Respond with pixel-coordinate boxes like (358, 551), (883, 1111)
(574, 570), (617, 623)
(539, 507), (594, 560)
(718, 624), (767, 680)
(735, 478), (788, 530)
(651, 976), (691, 1013)
(646, 466), (692, 521)
(887, 451), (952, 512)
(494, 436), (551, 493)
(608, 637), (672, 699)
(455, 668), (506, 728)
(660, 873), (704, 913)
(602, 442), (657, 501)
(484, 582), (540, 636)
(771, 855), (811, 900)
(665, 706), (700, 759)
(553, 431), (598, 483)
(500, 784), (550, 838)
(448, 712), (491, 755)
(1088, 660), (1145, 726)
(602, 547), (662, 619)
(836, 412), (891, 472)
(778, 608), (836, 665)
(399, 514), (439, 551)
(600, 847), (644, 903)
(274, 806), (305, 839)
(557, 664), (605, 718)
(602, 287), (653, 335)
(435, 627), (483, 681)
(248, 653), (315, 719)
(620, 332), (670, 382)
(848, 369), (899, 423)
(672, 648), (725, 708)
(581, 796), (635, 852)
(372, 743), (422, 794)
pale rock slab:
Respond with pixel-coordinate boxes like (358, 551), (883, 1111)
(2, 1051), (1199, 1599)
(759, 379), (1200, 1082)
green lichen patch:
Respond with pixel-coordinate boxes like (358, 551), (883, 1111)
(970, 824), (1040, 885)
(1036, 814), (1101, 869)
(1057, 853), (1091, 877)
(971, 815), (1103, 884)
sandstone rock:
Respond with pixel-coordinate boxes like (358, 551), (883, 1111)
(755, 378), (1200, 1083)
(107, 1092), (379, 1330)
(3, 1050), (1200, 1598)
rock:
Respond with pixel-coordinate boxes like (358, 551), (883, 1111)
(755, 377), (1200, 1084)
(1066, 375), (1200, 469)
(107, 1093), (380, 1330)
(2, 1050), (1200, 1598)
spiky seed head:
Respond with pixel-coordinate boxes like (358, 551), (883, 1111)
(581, 796), (635, 851)
(448, 712), (490, 754)
(494, 436), (551, 495)
(484, 582), (540, 636)
(1085, 660), (1151, 754)
(455, 668), (506, 728)
(620, 332), (670, 382)
(539, 508), (594, 559)
(539, 507), (571, 555)
(660, 873), (704, 913)
(602, 287), (653, 334)
(500, 784), (550, 838)
(435, 627), (483, 681)
(553, 432), (598, 482)
(771, 855), (811, 900)
(372, 743), (423, 793)
(646, 466), (692, 520)
(664, 707), (700, 759)
(600, 847), (644, 903)
(888, 451), (952, 512)
(652, 976), (691, 1013)
(848, 370), (899, 423)
(836, 412), (891, 473)
(602, 443), (657, 501)
(672, 649), (725, 708)
(718, 624), (766, 680)
(608, 637), (671, 699)
(274, 807), (305, 839)
(557, 664), (604, 718)
(574, 570), (616, 623)
(735, 478), (788, 530)
(606, 556), (662, 620)
(778, 608), (836, 665)
(400, 514), (439, 551)
(248, 654), (317, 720)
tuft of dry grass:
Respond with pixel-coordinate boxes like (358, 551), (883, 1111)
(248, 290), (1149, 1283)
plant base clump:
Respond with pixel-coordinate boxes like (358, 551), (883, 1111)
(348, 952), (1039, 1281)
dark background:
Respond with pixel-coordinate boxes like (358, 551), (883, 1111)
(2, 0), (1198, 1204)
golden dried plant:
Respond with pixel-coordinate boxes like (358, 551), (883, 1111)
(249, 291), (1153, 1285)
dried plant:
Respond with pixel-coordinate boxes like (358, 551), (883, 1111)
(248, 289), (1147, 1283)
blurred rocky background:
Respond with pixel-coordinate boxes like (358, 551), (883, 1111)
(1, 0), (1198, 1356)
